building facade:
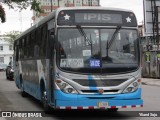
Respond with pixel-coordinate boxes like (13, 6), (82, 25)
(32, 0), (100, 24)
(138, 24), (145, 37)
(0, 36), (13, 65)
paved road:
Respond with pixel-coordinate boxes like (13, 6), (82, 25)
(0, 72), (160, 120)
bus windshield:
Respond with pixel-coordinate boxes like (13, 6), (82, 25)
(57, 28), (139, 74)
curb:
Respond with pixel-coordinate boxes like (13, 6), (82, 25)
(141, 82), (147, 85)
(142, 81), (160, 87)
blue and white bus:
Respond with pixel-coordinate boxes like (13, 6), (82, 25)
(14, 7), (143, 112)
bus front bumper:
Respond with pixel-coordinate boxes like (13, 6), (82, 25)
(54, 88), (143, 109)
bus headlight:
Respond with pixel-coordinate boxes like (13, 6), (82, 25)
(122, 79), (141, 93)
(55, 80), (78, 94)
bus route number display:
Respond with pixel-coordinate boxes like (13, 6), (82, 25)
(60, 59), (84, 68)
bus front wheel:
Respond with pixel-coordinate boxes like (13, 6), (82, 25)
(107, 108), (118, 112)
(42, 89), (52, 113)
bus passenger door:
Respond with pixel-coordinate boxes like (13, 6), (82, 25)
(14, 44), (21, 88)
(48, 29), (55, 104)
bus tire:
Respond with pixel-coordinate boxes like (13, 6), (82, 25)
(6, 72), (9, 80)
(107, 108), (118, 112)
(42, 89), (52, 113)
(20, 77), (27, 97)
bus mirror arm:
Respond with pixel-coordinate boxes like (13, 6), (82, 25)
(50, 31), (54, 35)
(50, 30), (55, 39)
(16, 62), (19, 66)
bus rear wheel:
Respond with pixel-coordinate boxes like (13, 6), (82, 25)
(20, 80), (27, 97)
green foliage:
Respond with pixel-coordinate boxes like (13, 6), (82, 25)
(31, 0), (44, 16)
(9, 0), (44, 15)
(0, 0), (44, 23)
(4, 31), (22, 45)
(0, 5), (6, 23)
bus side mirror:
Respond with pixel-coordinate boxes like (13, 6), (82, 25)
(50, 31), (55, 38)
(49, 30), (55, 49)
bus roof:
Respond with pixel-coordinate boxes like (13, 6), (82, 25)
(15, 7), (135, 41)
(56, 6), (134, 13)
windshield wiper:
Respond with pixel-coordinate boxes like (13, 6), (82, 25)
(76, 25), (92, 45)
(103, 26), (121, 62)
(108, 26), (121, 48)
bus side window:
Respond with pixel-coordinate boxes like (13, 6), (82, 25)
(40, 25), (47, 58)
(49, 29), (55, 47)
(34, 28), (41, 58)
(24, 36), (27, 59)
(16, 45), (19, 62)
(31, 32), (35, 58)
(26, 35), (29, 58)
(28, 34), (31, 58)
(21, 38), (25, 59)
(47, 29), (55, 58)
(19, 39), (23, 60)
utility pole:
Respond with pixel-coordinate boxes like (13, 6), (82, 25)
(58, 0), (59, 7)
(51, 0), (53, 12)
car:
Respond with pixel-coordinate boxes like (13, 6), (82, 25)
(0, 63), (7, 72)
(6, 61), (14, 80)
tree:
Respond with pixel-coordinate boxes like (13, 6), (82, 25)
(0, 0), (43, 23)
(0, 4), (5, 23)
(4, 30), (21, 44)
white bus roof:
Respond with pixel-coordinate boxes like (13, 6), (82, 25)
(16, 7), (135, 41)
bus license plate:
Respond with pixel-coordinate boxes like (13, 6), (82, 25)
(98, 102), (108, 108)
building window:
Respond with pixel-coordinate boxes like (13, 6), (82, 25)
(9, 45), (13, 50)
(0, 57), (4, 63)
(10, 57), (12, 62)
(0, 46), (3, 51)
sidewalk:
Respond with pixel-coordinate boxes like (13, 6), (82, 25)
(141, 77), (160, 86)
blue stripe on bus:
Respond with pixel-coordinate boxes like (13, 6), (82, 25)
(15, 75), (48, 100)
(55, 88), (142, 100)
(88, 75), (97, 92)
(56, 99), (143, 107)
(55, 88), (143, 107)
(23, 80), (41, 100)
(15, 76), (52, 103)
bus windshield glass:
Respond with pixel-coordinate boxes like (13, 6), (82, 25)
(57, 28), (139, 74)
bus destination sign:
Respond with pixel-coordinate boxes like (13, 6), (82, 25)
(57, 10), (137, 26)
(75, 13), (122, 24)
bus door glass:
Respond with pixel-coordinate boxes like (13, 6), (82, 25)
(48, 28), (55, 102)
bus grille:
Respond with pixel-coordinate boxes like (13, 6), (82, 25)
(81, 90), (119, 93)
(73, 79), (127, 87)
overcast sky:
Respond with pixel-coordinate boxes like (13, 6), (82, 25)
(0, 0), (144, 34)
(0, 4), (32, 35)
(100, 0), (144, 23)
